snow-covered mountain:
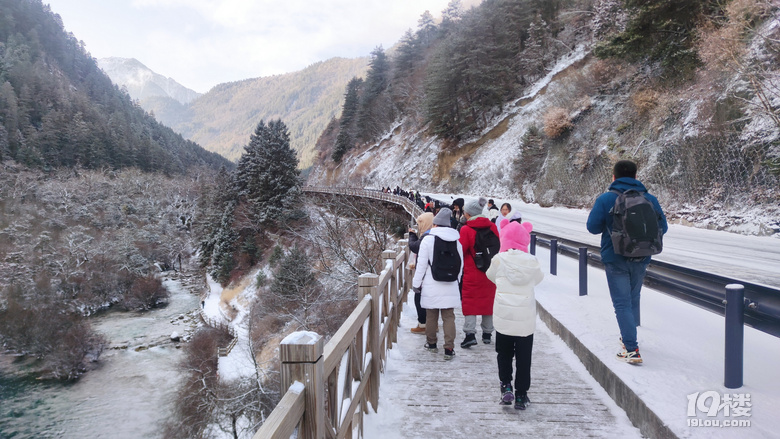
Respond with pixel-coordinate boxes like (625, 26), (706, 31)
(98, 57), (201, 105)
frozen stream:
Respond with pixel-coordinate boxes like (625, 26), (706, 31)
(0, 277), (200, 439)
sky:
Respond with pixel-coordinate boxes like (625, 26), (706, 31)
(44, 0), (463, 93)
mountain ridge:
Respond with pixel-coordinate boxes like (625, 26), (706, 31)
(98, 57), (202, 105)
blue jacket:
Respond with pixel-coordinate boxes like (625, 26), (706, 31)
(586, 177), (668, 263)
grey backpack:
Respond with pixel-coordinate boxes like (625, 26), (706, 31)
(609, 189), (663, 257)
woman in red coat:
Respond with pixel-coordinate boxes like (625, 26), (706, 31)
(459, 197), (499, 348)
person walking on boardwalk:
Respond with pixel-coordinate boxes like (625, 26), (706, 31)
(486, 220), (544, 410)
(586, 160), (668, 364)
(408, 212), (435, 334)
(412, 208), (463, 360)
(458, 197), (500, 348)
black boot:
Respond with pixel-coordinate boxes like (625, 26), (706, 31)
(515, 393), (530, 410)
(460, 333), (477, 348)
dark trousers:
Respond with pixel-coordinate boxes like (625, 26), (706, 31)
(496, 331), (533, 394)
(414, 291), (426, 325)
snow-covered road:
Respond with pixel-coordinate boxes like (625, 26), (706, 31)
(428, 194), (780, 287)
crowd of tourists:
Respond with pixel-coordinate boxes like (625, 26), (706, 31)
(397, 159), (668, 410)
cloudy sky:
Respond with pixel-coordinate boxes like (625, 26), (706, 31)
(45, 0), (463, 93)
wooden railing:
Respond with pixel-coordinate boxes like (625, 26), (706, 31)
(252, 238), (413, 439)
(303, 186), (424, 219)
(200, 309), (239, 357)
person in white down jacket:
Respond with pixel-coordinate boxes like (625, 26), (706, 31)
(485, 219), (544, 410)
(412, 208), (463, 361)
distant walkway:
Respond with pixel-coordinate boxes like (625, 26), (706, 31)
(364, 300), (641, 438)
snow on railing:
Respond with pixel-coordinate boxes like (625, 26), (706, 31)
(252, 236), (412, 439)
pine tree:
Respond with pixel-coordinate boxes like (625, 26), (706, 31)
(207, 201), (239, 285)
(332, 77), (363, 163)
(441, 0), (464, 30)
(417, 10), (438, 45)
(593, 0), (718, 78)
(355, 47), (392, 143)
(234, 119), (300, 225)
(519, 15), (553, 82)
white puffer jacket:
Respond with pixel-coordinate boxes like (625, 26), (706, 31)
(485, 249), (544, 337)
(412, 226), (463, 310)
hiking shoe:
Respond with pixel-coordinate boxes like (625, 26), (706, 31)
(617, 348), (642, 364)
(515, 393), (530, 410)
(460, 333), (477, 348)
(500, 382), (514, 405)
(482, 333), (492, 344)
(444, 349), (455, 360)
(424, 342), (438, 353)
(410, 325), (426, 334)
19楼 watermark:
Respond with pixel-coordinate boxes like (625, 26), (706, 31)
(687, 391), (752, 428)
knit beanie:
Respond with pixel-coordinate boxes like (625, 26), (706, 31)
(499, 221), (534, 253)
(433, 208), (452, 227)
(416, 212), (434, 235)
(464, 197), (487, 217)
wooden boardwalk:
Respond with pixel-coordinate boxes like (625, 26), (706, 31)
(365, 302), (642, 438)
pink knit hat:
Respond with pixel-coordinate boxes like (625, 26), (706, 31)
(499, 221), (533, 253)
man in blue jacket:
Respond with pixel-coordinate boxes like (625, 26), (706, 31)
(587, 160), (668, 364)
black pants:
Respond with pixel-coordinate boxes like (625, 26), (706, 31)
(496, 331), (533, 393)
(414, 291), (426, 325)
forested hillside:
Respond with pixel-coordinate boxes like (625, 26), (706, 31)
(0, 0), (231, 173)
(148, 57), (369, 167)
(309, 0), (780, 234)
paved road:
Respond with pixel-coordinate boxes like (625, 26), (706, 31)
(428, 194), (780, 287)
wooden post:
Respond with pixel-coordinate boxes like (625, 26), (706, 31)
(280, 332), (325, 439)
(383, 250), (399, 345)
(358, 273), (380, 412)
(398, 239), (409, 314)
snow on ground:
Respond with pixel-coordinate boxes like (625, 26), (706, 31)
(427, 193), (780, 287)
(363, 193), (778, 438)
(532, 245), (780, 438)
(364, 245), (779, 438)
(203, 272), (261, 382)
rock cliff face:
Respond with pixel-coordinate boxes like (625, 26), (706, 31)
(306, 11), (780, 236)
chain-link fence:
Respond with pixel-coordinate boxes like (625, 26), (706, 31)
(524, 138), (780, 214)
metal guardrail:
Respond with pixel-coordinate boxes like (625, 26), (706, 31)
(532, 231), (780, 338)
(305, 186), (780, 338)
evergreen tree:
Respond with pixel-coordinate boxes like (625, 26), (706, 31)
(207, 201), (239, 285)
(355, 47), (392, 143)
(593, 0), (719, 78)
(417, 10), (438, 45)
(269, 246), (322, 329)
(234, 119), (300, 224)
(393, 29), (420, 78)
(332, 77), (362, 163)
(441, 0), (464, 30)
(519, 15), (554, 81)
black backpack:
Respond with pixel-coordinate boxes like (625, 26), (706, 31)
(428, 236), (461, 282)
(609, 189), (663, 258)
(473, 227), (501, 272)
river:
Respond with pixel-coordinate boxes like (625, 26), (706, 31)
(0, 276), (200, 439)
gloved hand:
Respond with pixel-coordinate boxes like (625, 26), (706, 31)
(412, 286), (422, 295)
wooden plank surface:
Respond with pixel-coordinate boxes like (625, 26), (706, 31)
(367, 304), (642, 438)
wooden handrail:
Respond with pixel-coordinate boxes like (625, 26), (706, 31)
(253, 235), (412, 439)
